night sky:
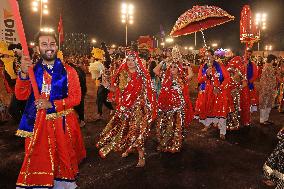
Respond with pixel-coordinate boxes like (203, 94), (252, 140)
(18, 0), (284, 51)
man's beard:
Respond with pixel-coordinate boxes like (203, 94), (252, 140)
(40, 49), (57, 61)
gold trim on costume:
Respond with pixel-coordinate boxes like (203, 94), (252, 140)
(19, 171), (54, 176)
(16, 183), (53, 187)
(264, 163), (284, 181)
(24, 112), (42, 183)
(48, 135), (54, 172)
(46, 109), (73, 120)
(15, 130), (33, 138)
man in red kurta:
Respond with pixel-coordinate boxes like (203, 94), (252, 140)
(16, 31), (86, 188)
(239, 49), (258, 126)
(195, 49), (230, 139)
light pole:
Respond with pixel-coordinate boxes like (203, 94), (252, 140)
(91, 38), (97, 47)
(40, 27), (54, 36)
(211, 43), (218, 48)
(91, 39), (97, 43)
(40, 27), (54, 33)
(121, 3), (134, 47)
(265, 45), (272, 51)
(164, 37), (174, 49)
(165, 37), (174, 43)
(255, 13), (267, 51)
(32, 0), (49, 30)
(194, 32), (197, 47)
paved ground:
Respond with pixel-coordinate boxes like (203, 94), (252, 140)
(0, 76), (282, 189)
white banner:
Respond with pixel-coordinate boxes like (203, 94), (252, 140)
(0, 0), (20, 44)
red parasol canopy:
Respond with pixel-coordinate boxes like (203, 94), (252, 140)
(170, 5), (235, 37)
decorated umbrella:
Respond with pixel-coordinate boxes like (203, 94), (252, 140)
(170, 5), (235, 46)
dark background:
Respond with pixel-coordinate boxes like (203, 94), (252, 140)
(18, 0), (284, 51)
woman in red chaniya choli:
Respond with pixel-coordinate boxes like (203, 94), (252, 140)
(96, 51), (156, 167)
(16, 61), (86, 188)
(154, 47), (193, 153)
(225, 56), (244, 130)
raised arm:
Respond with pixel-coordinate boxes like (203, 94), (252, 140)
(187, 66), (194, 80)
(219, 65), (230, 90)
(153, 61), (165, 76)
(15, 56), (33, 100)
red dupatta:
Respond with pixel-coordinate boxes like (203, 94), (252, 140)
(158, 62), (193, 125)
(109, 52), (157, 121)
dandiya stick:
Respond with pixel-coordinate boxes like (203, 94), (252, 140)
(28, 67), (40, 99)
(8, 0), (40, 99)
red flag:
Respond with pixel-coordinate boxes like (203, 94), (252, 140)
(58, 14), (64, 43)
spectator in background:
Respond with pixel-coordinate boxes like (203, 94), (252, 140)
(277, 59), (284, 112)
(263, 127), (284, 188)
(149, 60), (161, 96)
(259, 54), (277, 125)
(2, 43), (27, 123)
(68, 59), (87, 127)
(0, 59), (10, 123)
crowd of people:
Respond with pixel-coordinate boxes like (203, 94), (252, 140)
(0, 31), (284, 188)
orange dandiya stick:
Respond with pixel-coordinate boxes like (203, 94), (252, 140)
(8, 0), (28, 56)
(28, 67), (40, 99)
(9, 0), (40, 99)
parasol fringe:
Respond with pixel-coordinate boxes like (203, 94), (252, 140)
(171, 18), (234, 38)
(200, 30), (207, 47)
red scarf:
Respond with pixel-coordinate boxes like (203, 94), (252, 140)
(158, 63), (193, 126)
(116, 72), (142, 110)
(109, 52), (157, 120)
